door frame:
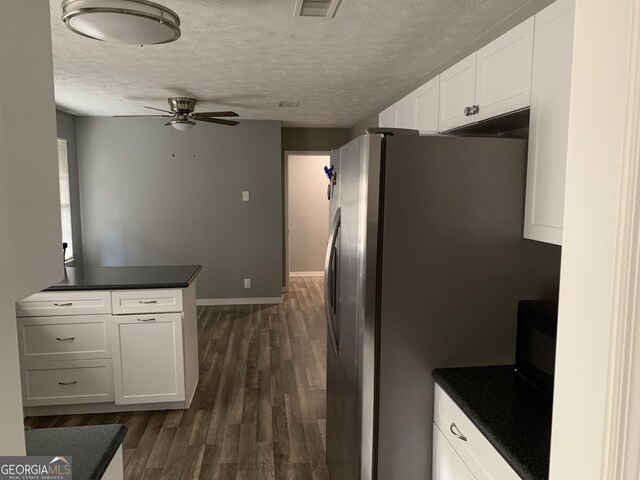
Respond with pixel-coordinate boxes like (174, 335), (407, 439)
(283, 150), (331, 293)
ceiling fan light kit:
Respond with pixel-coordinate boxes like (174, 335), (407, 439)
(61, 0), (181, 45)
(114, 97), (240, 131)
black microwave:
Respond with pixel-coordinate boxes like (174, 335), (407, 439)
(515, 299), (559, 402)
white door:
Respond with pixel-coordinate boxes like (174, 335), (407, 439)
(393, 93), (417, 129)
(111, 313), (185, 404)
(439, 53), (477, 131)
(415, 76), (440, 134)
(432, 424), (477, 480)
(287, 154), (330, 276)
(523, 0), (575, 245)
(475, 17), (535, 121)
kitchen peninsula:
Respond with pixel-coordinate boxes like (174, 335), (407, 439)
(16, 265), (201, 417)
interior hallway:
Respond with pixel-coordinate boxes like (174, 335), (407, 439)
(25, 277), (328, 480)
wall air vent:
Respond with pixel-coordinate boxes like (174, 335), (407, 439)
(294, 0), (342, 18)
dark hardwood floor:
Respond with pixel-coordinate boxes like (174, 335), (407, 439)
(25, 277), (328, 480)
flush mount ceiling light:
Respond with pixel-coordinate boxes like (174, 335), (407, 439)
(61, 0), (181, 45)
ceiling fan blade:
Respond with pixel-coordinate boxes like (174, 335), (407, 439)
(191, 111), (239, 118)
(114, 114), (173, 118)
(144, 106), (174, 114)
(193, 117), (240, 126)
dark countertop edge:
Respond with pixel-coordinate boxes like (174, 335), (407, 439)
(90, 425), (127, 480)
(44, 265), (202, 291)
(433, 368), (540, 480)
(25, 424), (127, 480)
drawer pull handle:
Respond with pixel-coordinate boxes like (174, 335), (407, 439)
(139, 300), (158, 304)
(53, 302), (73, 307)
(137, 318), (157, 322)
(450, 423), (468, 442)
(58, 381), (77, 386)
(55, 337), (76, 342)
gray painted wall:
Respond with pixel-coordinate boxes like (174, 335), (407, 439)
(56, 110), (84, 266)
(280, 128), (351, 286)
(76, 117), (282, 300)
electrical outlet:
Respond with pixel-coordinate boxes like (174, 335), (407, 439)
(244, 278), (252, 289)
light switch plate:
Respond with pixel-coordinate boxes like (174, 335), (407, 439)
(244, 278), (252, 288)
(242, 191), (250, 202)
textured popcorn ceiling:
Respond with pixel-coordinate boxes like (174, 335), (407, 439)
(50, 0), (545, 127)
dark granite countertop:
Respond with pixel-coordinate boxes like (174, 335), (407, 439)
(45, 265), (202, 291)
(433, 365), (552, 480)
(25, 425), (127, 480)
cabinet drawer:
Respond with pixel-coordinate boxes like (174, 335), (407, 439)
(22, 359), (114, 406)
(434, 384), (520, 480)
(17, 315), (111, 363)
(17, 291), (111, 317)
(111, 289), (183, 315)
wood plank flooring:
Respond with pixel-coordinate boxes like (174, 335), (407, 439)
(25, 277), (328, 480)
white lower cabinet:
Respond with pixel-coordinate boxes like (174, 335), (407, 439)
(17, 282), (199, 415)
(432, 423), (477, 480)
(22, 359), (114, 407)
(111, 313), (185, 404)
(433, 384), (521, 480)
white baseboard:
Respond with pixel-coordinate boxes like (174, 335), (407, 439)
(290, 271), (324, 277)
(197, 297), (283, 306)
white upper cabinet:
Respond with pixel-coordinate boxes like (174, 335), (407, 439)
(387, 76), (440, 133)
(475, 17), (534, 122)
(393, 94), (417, 130)
(439, 53), (477, 131)
(414, 77), (440, 134)
(439, 18), (535, 131)
(524, 0), (576, 245)
(378, 106), (394, 128)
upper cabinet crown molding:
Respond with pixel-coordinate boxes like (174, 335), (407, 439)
(524, 0), (576, 245)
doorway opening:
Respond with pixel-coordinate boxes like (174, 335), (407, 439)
(284, 151), (331, 292)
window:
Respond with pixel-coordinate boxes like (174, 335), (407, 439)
(57, 138), (73, 262)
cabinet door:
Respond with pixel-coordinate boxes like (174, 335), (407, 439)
(439, 53), (477, 131)
(432, 423), (476, 480)
(393, 93), (417, 129)
(111, 313), (185, 404)
(524, 0), (575, 245)
(415, 76), (440, 134)
(378, 106), (394, 128)
(475, 17), (534, 121)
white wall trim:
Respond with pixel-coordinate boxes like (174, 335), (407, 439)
(601, 2), (640, 477)
(550, 0), (640, 478)
(197, 297), (283, 306)
(290, 271), (324, 277)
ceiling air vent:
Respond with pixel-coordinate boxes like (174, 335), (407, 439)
(294, 0), (342, 18)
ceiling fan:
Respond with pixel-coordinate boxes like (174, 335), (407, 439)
(115, 97), (239, 131)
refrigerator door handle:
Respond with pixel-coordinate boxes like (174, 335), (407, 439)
(324, 207), (340, 357)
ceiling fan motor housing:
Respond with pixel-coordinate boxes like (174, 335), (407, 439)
(168, 97), (197, 113)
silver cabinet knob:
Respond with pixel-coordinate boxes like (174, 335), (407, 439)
(450, 422), (468, 441)
(471, 105), (480, 115)
(464, 106), (472, 116)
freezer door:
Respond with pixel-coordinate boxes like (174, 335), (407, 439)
(326, 135), (383, 480)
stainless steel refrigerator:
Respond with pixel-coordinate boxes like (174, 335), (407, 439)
(324, 130), (561, 480)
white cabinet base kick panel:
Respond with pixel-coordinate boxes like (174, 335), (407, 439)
(17, 282), (199, 416)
